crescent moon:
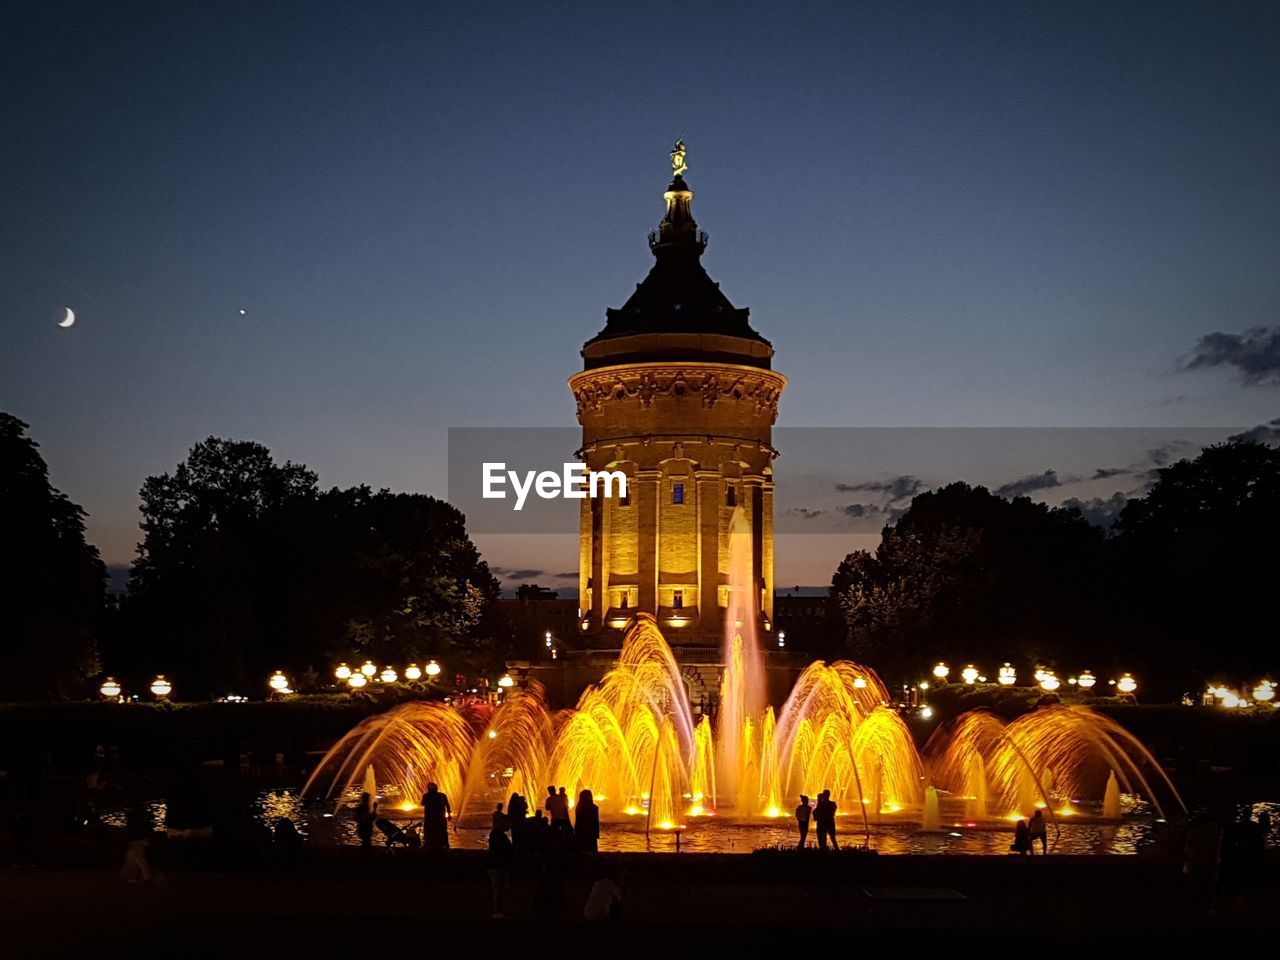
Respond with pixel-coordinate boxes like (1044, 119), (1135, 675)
(58, 307), (76, 328)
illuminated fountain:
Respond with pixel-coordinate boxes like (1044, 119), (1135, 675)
(925, 706), (1183, 823)
(304, 520), (1182, 841)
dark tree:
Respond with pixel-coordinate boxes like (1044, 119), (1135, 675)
(0, 413), (105, 699)
(124, 438), (500, 695)
(831, 482), (1108, 679)
(1113, 440), (1280, 690)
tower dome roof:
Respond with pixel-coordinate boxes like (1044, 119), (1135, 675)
(581, 145), (773, 370)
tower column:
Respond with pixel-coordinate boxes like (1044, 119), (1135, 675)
(635, 469), (660, 616)
(696, 469), (722, 637)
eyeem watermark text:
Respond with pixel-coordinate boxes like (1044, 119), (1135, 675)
(482, 462), (627, 511)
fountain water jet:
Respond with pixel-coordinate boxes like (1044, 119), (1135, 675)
(716, 508), (766, 809)
(921, 785), (942, 832)
(306, 623), (1182, 842)
(1103, 770), (1122, 819)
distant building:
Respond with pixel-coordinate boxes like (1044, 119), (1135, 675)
(496, 585), (579, 656)
(772, 589), (834, 649)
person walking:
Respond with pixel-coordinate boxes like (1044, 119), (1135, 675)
(487, 813), (514, 919)
(421, 782), (452, 851)
(575, 789), (601, 853)
(795, 795), (811, 850)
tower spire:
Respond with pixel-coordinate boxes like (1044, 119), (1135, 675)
(652, 139), (705, 253)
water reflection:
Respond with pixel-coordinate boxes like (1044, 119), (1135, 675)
(98, 791), (1276, 856)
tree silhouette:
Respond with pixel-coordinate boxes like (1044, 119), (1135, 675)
(124, 437), (500, 696)
(0, 413), (104, 699)
(830, 442), (1280, 697)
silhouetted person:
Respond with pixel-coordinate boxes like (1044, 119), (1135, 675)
(535, 812), (569, 919)
(584, 869), (625, 921)
(1183, 815), (1222, 895)
(795, 794), (811, 849)
(815, 790), (838, 851)
(545, 785), (558, 819)
(553, 786), (573, 839)
(524, 811), (549, 857)
(1028, 809), (1048, 855)
(273, 817), (303, 856)
(508, 792), (528, 833)
(121, 803), (154, 882)
(492, 802), (505, 828)
(576, 789), (601, 853)
(1011, 818), (1031, 856)
(354, 792), (376, 849)
(421, 782), (451, 851)
(487, 813), (514, 919)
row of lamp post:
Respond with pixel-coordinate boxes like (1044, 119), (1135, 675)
(929, 661), (1137, 694)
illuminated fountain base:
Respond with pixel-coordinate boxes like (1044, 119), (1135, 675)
(304, 613), (1182, 847)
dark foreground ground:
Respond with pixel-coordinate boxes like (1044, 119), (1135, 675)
(2, 845), (1276, 950)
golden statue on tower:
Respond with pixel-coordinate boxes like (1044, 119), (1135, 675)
(670, 139), (687, 178)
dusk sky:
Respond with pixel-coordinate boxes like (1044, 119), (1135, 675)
(4, 1), (1278, 588)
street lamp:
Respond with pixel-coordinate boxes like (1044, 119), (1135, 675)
(932, 662), (949, 681)
(1253, 679), (1275, 703)
(360, 660), (377, 678)
(425, 660), (442, 678)
(334, 663), (352, 680)
(347, 673), (367, 689)
(99, 677), (122, 699)
(404, 663), (422, 681)
(1078, 670), (1097, 689)
(268, 670), (290, 693)
(1039, 672), (1060, 692)
(380, 667), (398, 684)
(498, 674), (515, 689)
(1117, 673), (1137, 695)
(961, 664), (979, 685)
(149, 674), (172, 699)
(998, 663), (1016, 686)
(777, 630), (786, 649)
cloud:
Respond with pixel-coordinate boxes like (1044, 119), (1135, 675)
(491, 567), (544, 580)
(995, 469), (1064, 499)
(553, 571), (578, 579)
(785, 506), (827, 520)
(1182, 326), (1280, 385)
(1092, 467), (1128, 480)
(1060, 492), (1129, 528)
(1229, 417), (1280, 445)
(842, 503), (872, 518)
(834, 475), (923, 504)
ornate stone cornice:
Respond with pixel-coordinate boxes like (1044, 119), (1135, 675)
(569, 362), (787, 423)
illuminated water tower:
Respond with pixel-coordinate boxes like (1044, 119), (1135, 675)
(569, 142), (786, 647)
